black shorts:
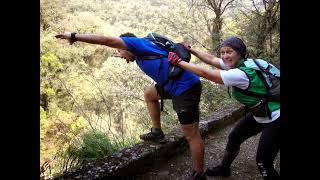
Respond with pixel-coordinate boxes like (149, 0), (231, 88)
(155, 82), (202, 125)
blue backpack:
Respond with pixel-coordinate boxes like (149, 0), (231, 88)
(141, 33), (191, 111)
(143, 32), (191, 80)
(240, 59), (280, 102)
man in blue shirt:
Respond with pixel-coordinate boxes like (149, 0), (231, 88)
(56, 32), (206, 179)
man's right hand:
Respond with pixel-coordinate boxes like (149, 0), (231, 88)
(55, 32), (74, 45)
(180, 42), (191, 50)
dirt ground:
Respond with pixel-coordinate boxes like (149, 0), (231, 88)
(135, 121), (280, 180)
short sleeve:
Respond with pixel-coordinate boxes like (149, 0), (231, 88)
(120, 37), (167, 56)
(220, 69), (249, 89)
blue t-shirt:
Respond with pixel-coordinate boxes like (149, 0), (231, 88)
(121, 37), (200, 96)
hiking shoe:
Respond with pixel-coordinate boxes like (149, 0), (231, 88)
(186, 171), (207, 180)
(205, 165), (231, 176)
(140, 128), (166, 143)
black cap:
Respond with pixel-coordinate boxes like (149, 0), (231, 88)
(220, 36), (247, 58)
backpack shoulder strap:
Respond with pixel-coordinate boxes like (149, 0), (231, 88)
(235, 61), (269, 99)
(252, 59), (271, 75)
(137, 34), (168, 60)
(255, 69), (270, 90)
(144, 33), (175, 51)
(234, 86), (268, 99)
(137, 55), (166, 60)
(159, 79), (171, 111)
(146, 33), (167, 47)
(252, 59), (280, 85)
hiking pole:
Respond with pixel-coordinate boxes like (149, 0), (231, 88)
(184, 32), (210, 51)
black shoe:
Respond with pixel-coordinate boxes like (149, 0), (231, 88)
(186, 171), (207, 180)
(205, 165), (231, 176)
(140, 128), (166, 143)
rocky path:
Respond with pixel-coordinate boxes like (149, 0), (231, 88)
(136, 121), (280, 180)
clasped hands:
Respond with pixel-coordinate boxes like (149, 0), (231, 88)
(168, 42), (191, 65)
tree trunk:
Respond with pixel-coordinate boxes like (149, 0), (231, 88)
(255, 19), (267, 57)
(270, 33), (273, 52)
(212, 14), (223, 53)
(40, 94), (49, 111)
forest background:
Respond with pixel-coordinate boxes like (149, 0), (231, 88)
(40, 0), (279, 176)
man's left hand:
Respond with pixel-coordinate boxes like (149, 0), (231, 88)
(55, 32), (75, 45)
(180, 42), (191, 50)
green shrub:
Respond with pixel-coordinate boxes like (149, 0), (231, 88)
(77, 130), (116, 162)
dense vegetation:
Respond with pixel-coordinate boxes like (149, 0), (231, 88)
(40, 0), (279, 176)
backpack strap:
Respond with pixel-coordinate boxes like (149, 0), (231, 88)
(158, 57), (164, 78)
(238, 59), (273, 119)
(141, 34), (176, 111)
(237, 90), (272, 119)
(137, 53), (169, 112)
(234, 67), (271, 100)
(235, 86), (268, 99)
(227, 86), (232, 98)
(137, 54), (166, 78)
(139, 55), (165, 60)
(159, 79), (170, 111)
(256, 70), (270, 91)
(253, 59), (280, 80)
(253, 59), (269, 73)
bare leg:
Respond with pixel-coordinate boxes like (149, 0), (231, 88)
(144, 85), (161, 129)
(181, 122), (204, 172)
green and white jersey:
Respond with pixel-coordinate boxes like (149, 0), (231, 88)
(218, 58), (280, 123)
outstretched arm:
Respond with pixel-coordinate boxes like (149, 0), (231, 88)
(55, 32), (128, 50)
(179, 61), (224, 84)
(168, 52), (224, 84)
(189, 48), (222, 69)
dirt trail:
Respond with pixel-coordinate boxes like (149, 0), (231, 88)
(136, 121), (280, 180)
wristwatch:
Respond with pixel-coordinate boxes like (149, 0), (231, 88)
(70, 32), (77, 43)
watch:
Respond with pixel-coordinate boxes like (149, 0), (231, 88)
(70, 32), (77, 42)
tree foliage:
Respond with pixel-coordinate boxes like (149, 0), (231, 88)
(40, 0), (279, 176)
(229, 0), (280, 66)
(186, 0), (236, 53)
